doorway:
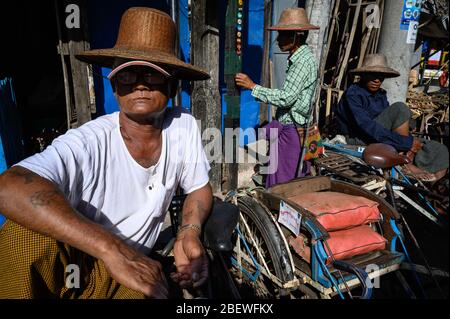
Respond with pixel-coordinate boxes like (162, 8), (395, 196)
(0, 1), (67, 161)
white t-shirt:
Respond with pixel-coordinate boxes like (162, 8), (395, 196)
(16, 108), (210, 253)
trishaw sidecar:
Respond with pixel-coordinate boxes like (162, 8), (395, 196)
(227, 176), (408, 299)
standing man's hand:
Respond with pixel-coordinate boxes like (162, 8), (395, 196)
(102, 240), (169, 299)
(171, 228), (208, 289)
(235, 73), (257, 90)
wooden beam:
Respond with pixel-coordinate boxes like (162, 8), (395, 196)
(54, 0), (75, 130)
(56, 0), (94, 128)
(191, 0), (222, 193)
(259, 0), (273, 124)
(222, 0), (242, 192)
(325, 87), (332, 119)
(315, 0), (339, 121)
(336, 0), (362, 89)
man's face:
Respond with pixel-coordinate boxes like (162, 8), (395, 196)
(114, 65), (170, 118)
(276, 31), (296, 52)
(363, 73), (385, 93)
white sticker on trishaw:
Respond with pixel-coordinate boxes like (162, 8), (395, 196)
(278, 200), (302, 236)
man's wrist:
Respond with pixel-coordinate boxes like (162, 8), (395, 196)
(177, 224), (202, 239)
(251, 84), (259, 95)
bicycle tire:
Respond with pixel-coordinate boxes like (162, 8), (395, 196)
(232, 195), (295, 297)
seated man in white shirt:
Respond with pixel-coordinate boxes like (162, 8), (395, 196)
(0, 7), (212, 298)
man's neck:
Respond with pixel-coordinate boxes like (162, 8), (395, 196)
(289, 43), (305, 57)
(118, 111), (164, 143)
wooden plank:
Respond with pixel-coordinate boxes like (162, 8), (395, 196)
(371, 0), (384, 54)
(336, 0), (362, 89)
(56, 0), (93, 127)
(259, 0), (272, 124)
(332, 4), (351, 83)
(54, 0), (74, 130)
(268, 176), (331, 198)
(315, 0), (339, 119)
(191, 0), (222, 193)
(338, 90), (344, 102)
(325, 87), (332, 119)
(358, 24), (373, 67)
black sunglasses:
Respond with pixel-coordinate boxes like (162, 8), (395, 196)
(115, 69), (168, 86)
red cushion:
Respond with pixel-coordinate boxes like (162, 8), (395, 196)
(288, 191), (381, 231)
(325, 225), (387, 264)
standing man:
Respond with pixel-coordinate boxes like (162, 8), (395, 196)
(0, 7), (212, 298)
(235, 8), (319, 187)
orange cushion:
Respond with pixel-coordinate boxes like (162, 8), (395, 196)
(325, 225), (387, 264)
(288, 191), (381, 231)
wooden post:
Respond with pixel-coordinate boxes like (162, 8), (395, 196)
(260, 0), (273, 125)
(55, 0), (94, 128)
(336, 0), (362, 89)
(325, 87), (332, 124)
(222, 0), (242, 192)
(191, 0), (222, 194)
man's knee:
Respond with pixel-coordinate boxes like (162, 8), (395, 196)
(390, 102), (411, 121)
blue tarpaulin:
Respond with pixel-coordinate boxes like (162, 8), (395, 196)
(219, 0), (265, 145)
(87, 0), (265, 146)
(86, 0), (171, 116)
(0, 77), (23, 227)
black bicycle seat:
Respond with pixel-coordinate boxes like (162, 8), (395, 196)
(203, 201), (239, 252)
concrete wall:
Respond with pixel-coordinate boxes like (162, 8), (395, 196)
(304, 0), (333, 63)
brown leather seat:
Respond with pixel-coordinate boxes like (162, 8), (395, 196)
(363, 143), (410, 169)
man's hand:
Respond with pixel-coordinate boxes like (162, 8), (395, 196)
(406, 137), (422, 160)
(0, 166), (168, 298)
(102, 240), (169, 299)
(411, 137), (423, 153)
(235, 73), (257, 90)
(406, 138), (423, 161)
(170, 228), (209, 289)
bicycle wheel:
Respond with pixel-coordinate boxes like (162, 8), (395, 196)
(230, 195), (295, 298)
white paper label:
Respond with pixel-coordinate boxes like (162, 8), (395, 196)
(406, 21), (419, 44)
(278, 200), (302, 236)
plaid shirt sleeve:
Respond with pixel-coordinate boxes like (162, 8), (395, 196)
(251, 59), (309, 109)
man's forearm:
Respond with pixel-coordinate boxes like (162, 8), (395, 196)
(0, 166), (121, 260)
(181, 183), (213, 228)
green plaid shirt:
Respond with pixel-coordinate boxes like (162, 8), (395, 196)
(252, 45), (317, 125)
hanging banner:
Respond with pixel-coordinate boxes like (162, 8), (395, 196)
(400, 0), (422, 31)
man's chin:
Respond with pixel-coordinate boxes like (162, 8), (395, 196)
(124, 107), (167, 123)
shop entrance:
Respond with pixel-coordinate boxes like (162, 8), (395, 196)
(0, 0), (67, 160)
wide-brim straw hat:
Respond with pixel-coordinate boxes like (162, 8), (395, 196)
(267, 8), (319, 31)
(350, 54), (400, 78)
(76, 7), (209, 81)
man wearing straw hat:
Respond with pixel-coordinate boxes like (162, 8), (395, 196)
(336, 54), (448, 182)
(0, 7), (212, 298)
(235, 8), (319, 187)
